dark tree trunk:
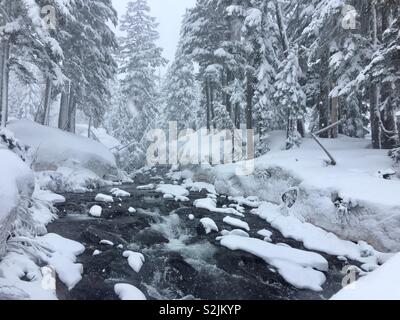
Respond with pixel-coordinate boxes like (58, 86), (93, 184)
(0, 40), (10, 127)
(318, 45), (331, 138)
(40, 77), (52, 126)
(225, 70), (232, 118)
(67, 89), (76, 134)
(370, 84), (381, 149)
(234, 103), (240, 129)
(379, 4), (397, 149)
(209, 84), (216, 130)
(205, 80), (211, 131)
(297, 119), (305, 138)
(58, 85), (70, 130)
(330, 83), (339, 138)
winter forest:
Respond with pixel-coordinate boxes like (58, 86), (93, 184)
(0, 0), (400, 301)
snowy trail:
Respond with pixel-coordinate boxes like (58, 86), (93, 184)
(49, 166), (355, 300)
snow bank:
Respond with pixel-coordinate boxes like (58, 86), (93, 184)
(253, 202), (387, 268)
(194, 198), (244, 217)
(35, 166), (112, 193)
(122, 251), (145, 273)
(156, 184), (190, 202)
(200, 218), (219, 234)
(191, 132), (400, 251)
(331, 253), (400, 300)
(76, 124), (121, 150)
(219, 235), (328, 291)
(114, 283), (146, 300)
(0, 234), (85, 298)
(8, 120), (118, 180)
(0, 149), (35, 256)
(223, 216), (250, 231)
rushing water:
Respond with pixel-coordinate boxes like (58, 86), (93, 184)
(49, 167), (349, 300)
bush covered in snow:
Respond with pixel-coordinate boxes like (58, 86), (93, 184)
(389, 147), (400, 163)
(0, 128), (29, 162)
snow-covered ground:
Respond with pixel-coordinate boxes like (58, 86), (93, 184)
(331, 252), (400, 300)
(8, 120), (119, 193)
(76, 124), (122, 150)
(180, 131), (400, 252)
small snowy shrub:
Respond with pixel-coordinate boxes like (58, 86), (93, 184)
(389, 148), (400, 163)
(0, 128), (29, 161)
(286, 131), (302, 150)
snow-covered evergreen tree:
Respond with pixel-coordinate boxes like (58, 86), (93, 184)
(119, 0), (167, 135)
(162, 45), (200, 131)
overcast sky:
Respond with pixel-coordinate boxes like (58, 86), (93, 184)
(112, 0), (196, 67)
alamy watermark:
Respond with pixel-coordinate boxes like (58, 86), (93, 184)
(41, 5), (57, 30)
(145, 122), (255, 176)
(341, 4), (358, 30)
(341, 265), (358, 289)
(41, 265), (56, 291)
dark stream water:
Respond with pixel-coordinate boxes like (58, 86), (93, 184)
(49, 167), (350, 300)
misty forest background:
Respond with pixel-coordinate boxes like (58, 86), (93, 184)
(0, 0), (399, 171)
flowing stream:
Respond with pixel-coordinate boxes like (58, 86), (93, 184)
(49, 167), (350, 300)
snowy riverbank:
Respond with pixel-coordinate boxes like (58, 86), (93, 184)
(0, 122), (119, 299)
(180, 132), (400, 252)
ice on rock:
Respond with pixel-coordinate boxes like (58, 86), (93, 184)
(99, 240), (114, 246)
(114, 284), (146, 300)
(128, 207), (136, 214)
(219, 235), (328, 291)
(229, 196), (260, 208)
(123, 251), (145, 273)
(183, 180), (217, 195)
(258, 229), (273, 242)
(89, 205), (102, 217)
(223, 216), (250, 231)
(156, 184), (189, 202)
(93, 250), (102, 256)
(217, 229), (250, 240)
(95, 193), (113, 203)
(200, 218), (219, 234)
(110, 188), (130, 198)
(137, 184), (155, 190)
(194, 198), (244, 217)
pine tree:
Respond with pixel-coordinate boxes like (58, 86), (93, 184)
(0, 0), (66, 127)
(57, 0), (118, 133)
(162, 45), (200, 131)
(119, 0), (167, 135)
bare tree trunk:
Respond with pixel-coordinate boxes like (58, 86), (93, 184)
(380, 3), (397, 149)
(0, 40), (10, 128)
(369, 3), (381, 149)
(209, 84), (216, 130)
(58, 84), (70, 130)
(225, 70), (232, 117)
(67, 88), (76, 133)
(330, 85), (339, 138)
(319, 45), (331, 138)
(245, 72), (254, 159)
(205, 80), (211, 131)
(234, 103), (240, 129)
(275, 1), (289, 54)
(41, 77), (52, 126)
(88, 116), (92, 138)
(297, 119), (305, 138)
(68, 101), (76, 133)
